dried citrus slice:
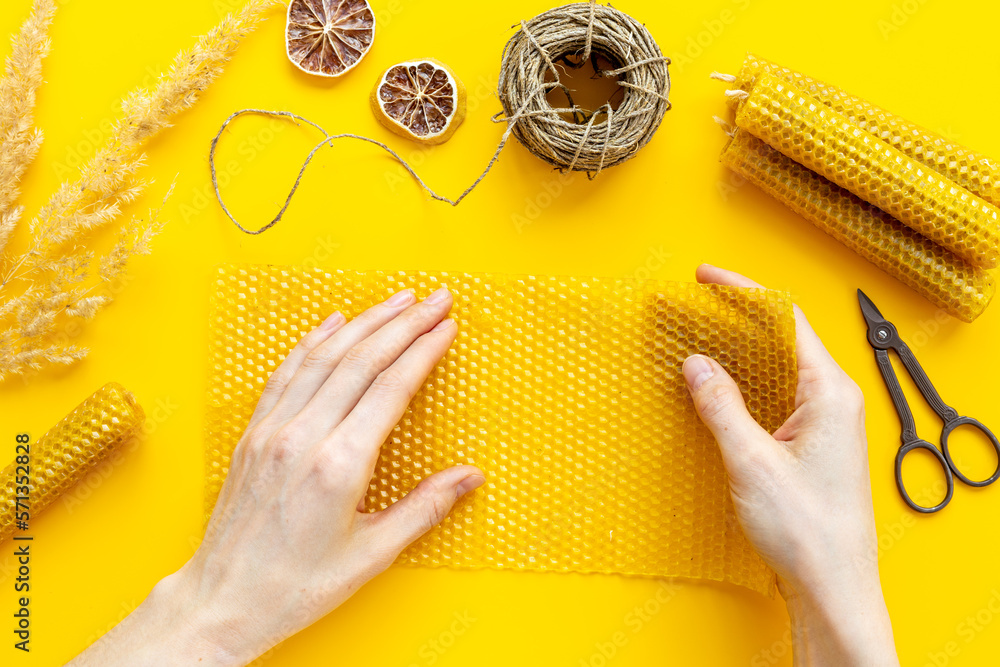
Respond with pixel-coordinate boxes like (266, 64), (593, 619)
(286, 0), (375, 77)
(370, 59), (466, 145)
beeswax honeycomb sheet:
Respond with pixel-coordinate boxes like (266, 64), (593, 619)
(204, 266), (798, 597)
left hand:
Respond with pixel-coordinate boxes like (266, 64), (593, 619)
(69, 286), (485, 666)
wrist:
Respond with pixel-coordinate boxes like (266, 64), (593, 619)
(782, 570), (898, 667)
(66, 571), (248, 667)
(142, 572), (250, 667)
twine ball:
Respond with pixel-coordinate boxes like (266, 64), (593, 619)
(497, 1), (671, 175)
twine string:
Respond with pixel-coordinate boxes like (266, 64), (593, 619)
(567, 102), (602, 172)
(520, 18), (560, 84)
(496, 1), (670, 176)
(603, 56), (672, 77)
(582, 0), (597, 62)
(598, 103), (613, 175)
(210, 1), (671, 234)
(209, 108), (527, 235)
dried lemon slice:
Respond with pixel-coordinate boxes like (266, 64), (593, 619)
(370, 59), (466, 145)
(286, 0), (375, 77)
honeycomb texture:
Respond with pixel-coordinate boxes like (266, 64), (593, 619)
(735, 72), (1000, 269)
(721, 130), (996, 322)
(726, 54), (1000, 209)
(204, 265), (800, 597)
(0, 383), (145, 542)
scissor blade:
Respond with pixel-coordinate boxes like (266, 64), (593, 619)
(857, 289), (888, 328)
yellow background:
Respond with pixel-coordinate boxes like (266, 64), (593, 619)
(2, 0), (999, 664)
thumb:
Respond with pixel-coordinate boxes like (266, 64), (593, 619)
(370, 465), (485, 554)
(682, 355), (774, 477)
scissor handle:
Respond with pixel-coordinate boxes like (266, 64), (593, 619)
(940, 416), (1000, 488)
(895, 439), (955, 513)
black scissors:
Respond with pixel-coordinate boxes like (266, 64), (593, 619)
(858, 290), (1000, 513)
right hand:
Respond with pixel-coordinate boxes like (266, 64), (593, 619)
(683, 265), (898, 665)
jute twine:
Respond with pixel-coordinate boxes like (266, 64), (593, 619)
(496, 1), (670, 174)
(211, 0), (671, 234)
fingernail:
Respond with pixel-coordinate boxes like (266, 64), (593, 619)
(385, 289), (415, 307)
(683, 355), (715, 391)
(430, 318), (455, 332)
(320, 311), (345, 331)
(424, 286), (450, 304)
(457, 474), (485, 497)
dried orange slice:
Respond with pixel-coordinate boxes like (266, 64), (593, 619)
(370, 59), (466, 145)
(286, 0), (375, 77)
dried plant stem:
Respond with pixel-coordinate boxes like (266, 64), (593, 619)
(0, 0), (56, 253)
(4, 0), (271, 291)
(0, 0), (273, 381)
(0, 191), (171, 381)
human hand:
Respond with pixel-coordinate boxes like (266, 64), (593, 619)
(683, 265), (898, 666)
(70, 287), (485, 667)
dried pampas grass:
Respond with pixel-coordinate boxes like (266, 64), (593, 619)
(0, 0), (273, 381)
(0, 0), (55, 253)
